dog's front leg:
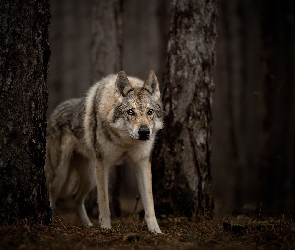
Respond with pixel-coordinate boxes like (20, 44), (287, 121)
(134, 160), (162, 234)
(94, 161), (111, 229)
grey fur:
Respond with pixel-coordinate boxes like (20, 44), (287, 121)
(45, 71), (163, 233)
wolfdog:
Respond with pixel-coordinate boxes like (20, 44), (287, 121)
(45, 71), (163, 233)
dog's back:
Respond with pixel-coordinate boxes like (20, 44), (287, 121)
(45, 71), (163, 233)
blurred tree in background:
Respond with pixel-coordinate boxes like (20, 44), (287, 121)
(91, 0), (123, 82)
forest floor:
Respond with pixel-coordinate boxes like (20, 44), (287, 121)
(0, 212), (295, 249)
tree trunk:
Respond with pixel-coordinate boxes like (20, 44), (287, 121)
(86, 0), (124, 218)
(152, 0), (217, 218)
(48, 0), (92, 115)
(91, 0), (123, 82)
(122, 0), (170, 82)
(0, 0), (51, 224)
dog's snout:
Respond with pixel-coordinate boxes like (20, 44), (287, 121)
(138, 125), (150, 140)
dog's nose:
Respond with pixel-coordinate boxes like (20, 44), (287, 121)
(138, 125), (150, 140)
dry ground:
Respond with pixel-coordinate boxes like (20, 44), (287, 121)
(0, 212), (294, 249)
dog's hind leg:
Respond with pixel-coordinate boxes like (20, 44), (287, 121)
(48, 137), (74, 211)
(73, 153), (96, 226)
(74, 185), (94, 226)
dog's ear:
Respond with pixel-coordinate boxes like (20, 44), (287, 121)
(115, 71), (133, 97)
(144, 70), (160, 99)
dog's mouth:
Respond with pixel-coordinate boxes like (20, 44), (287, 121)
(138, 135), (150, 140)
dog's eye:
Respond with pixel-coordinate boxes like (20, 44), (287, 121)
(147, 109), (154, 115)
(127, 109), (135, 116)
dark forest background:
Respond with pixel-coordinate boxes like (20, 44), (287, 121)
(47, 0), (295, 217)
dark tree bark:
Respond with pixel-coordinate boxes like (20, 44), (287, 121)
(92, 0), (123, 82)
(152, 0), (217, 218)
(0, 0), (51, 224)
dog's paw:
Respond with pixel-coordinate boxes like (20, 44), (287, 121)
(146, 217), (162, 234)
(82, 221), (93, 227)
(99, 217), (111, 229)
(149, 226), (162, 234)
(78, 210), (93, 227)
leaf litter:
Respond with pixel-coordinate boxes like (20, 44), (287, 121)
(0, 212), (294, 249)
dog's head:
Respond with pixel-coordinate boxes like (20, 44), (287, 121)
(112, 70), (164, 141)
